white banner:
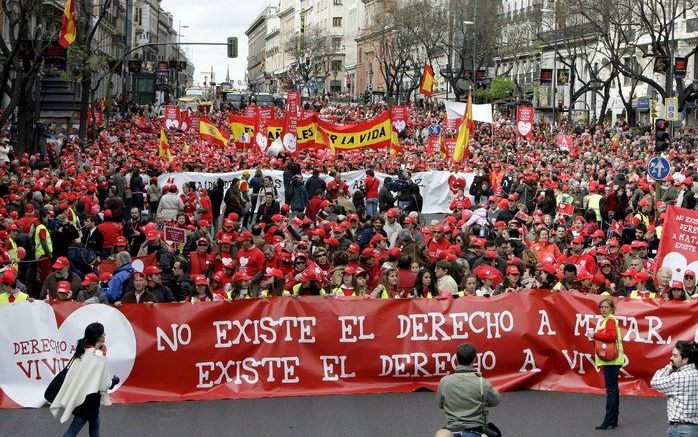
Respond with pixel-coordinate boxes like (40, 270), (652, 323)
(158, 170), (474, 215)
(445, 101), (494, 124)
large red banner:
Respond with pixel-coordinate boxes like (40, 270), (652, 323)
(655, 205), (698, 282)
(1, 292), (695, 409)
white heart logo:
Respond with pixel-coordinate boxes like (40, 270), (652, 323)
(179, 121), (188, 131)
(283, 133), (297, 153)
(0, 302), (136, 407)
(392, 120), (406, 132)
(661, 252), (698, 283)
(165, 120), (175, 130)
(239, 257), (249, 267)
(517, 121), (532, 136)
(255, 133), (268, 151)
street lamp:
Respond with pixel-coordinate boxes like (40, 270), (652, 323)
(462, 20), (474, 97)
(175, 22), (189, 99)
(541, 8), (557, 127)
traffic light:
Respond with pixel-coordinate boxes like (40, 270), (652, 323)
(654, 118), (670, 154)
(227, 37), (238, 58)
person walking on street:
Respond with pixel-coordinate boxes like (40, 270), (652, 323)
(50, 322), (119, 437)
(651, 340), (698, 437)
(435, 343), (501, 437)
(585, 297), (625, 430)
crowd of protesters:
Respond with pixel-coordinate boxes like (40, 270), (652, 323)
(0, 98), (696, 305)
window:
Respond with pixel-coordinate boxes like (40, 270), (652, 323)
(333, 17), (342, 27)
(332, 60), (342, 71)
(136, 7), (142, 26)
(333, 0), (342, 5)
(332, 37), (342, 51)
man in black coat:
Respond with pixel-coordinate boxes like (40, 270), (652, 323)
(208, 179), (225, 231)
(257, 192), (281, 226)
(82, 215), (104, 254)
(305, 169), (326, 201)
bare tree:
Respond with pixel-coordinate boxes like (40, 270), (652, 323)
(64, 0), (113, 143)
(579, 0), (697, 111)
(284, 25), (330, 94)
(0, 0), (56, 155)
(365, 6), (424, 103)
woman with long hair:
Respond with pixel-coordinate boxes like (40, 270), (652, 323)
(370, 268), (403, 298)
(585, 298), (625, 430)
(412, 268), (437, 298)
(51, 322), (118, 437)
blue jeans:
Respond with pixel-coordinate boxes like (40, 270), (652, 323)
(365, 198), (378, 217)
(602, 365), (620, 426)
(63, 414), (100, 437)
(668, 424), (698, 437)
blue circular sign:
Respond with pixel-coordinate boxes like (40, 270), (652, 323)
(428, 124), (442, 137)
(647, 156), (671, 181)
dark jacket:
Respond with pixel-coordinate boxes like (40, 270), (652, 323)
(257, 200), (280, 225)
(287, 184), (309, 212)
(120, 290), (158, 303)
(305, 176), (327, 198)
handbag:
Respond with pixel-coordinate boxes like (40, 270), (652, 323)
(44, 358), (74, 403)
(595, 339), (619, 361)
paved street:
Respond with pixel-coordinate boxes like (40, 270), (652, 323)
(1, 390), (666, 437)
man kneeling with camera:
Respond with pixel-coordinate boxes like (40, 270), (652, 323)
(435, 343), (501, 437)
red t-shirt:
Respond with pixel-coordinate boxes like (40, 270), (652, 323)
(98, 221), (123, 249)
(364, 176), (379, 199)
(565, 253), (598, 274)
(236, 246), (265, 277)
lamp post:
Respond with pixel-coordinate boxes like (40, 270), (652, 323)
(462, 20), (474, 100)
(175, 22), (189, 99)
(542, 8), (557, 127)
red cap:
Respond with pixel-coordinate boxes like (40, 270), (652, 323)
(592, 230), (605, 239)
(299, 269), (318, 282)
(537, 263), (557, 275)
(56, 280), (72, 294)
(81, 273), (98, 286)
(386, 209), (398, 218)
(271, 214), (285, 222)
(52, 256), (70, 269)
(361, 247), (375, 258)
(146, 230), (158, 241)
(631, 270), (651, 285)
(506, 266), (521, 275)
(571, 236), (585, 244)
(237, 231), (253, 242)
(0, 269), (17, 285)
(232, 271), (252, 282)
(192, 274), (207, 285)
(347, 243), (360, 255)
(197, 219), (210, 228)
(370, 234), (387, 245)
(403, 216), (416, 224)
(98, 272), (113, 282)
(144, 265), (162, 276)
(223, 219), (235, 228)
(219, 234), (233, 244)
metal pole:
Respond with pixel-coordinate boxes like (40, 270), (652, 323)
(668, 0), (676, 136)
(552, 19), (557, 128)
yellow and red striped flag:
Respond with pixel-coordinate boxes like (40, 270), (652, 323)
(452, 92), (474, 163)
(58, 0), (77, 48)
(199, 117), (229, 147)
(419, 64), (435, 97)
(158, 129), (173, 161)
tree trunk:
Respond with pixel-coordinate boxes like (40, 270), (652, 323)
(79, 76), (91, 143)
(15, 78), (35, 156)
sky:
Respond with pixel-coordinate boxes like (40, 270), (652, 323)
(161, 0), (273, 86)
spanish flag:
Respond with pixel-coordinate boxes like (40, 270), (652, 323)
(199, 117), (228, 147)
(452, 92), (474, 163)
(182, 141), (189, 154)
(389, 129), (401, 156)
(419, 64), (435, 97)
(58, 0), (77, 48)
(158, 129), (172, 161)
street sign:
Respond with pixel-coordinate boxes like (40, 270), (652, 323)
(647, 156), (671, 181)
(428, 124), (442, 137)
(665, 97), (679, 121)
